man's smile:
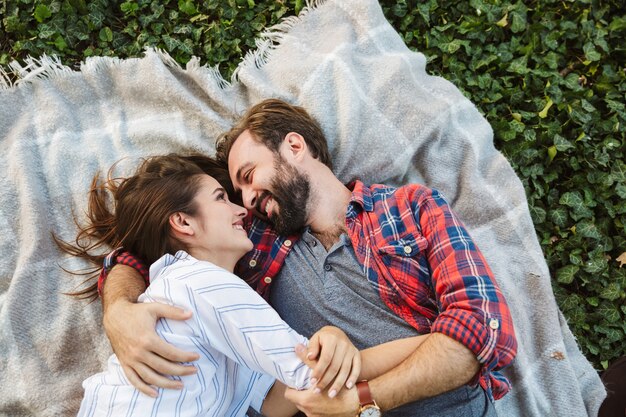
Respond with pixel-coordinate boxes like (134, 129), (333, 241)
(257, 193), (273, 218)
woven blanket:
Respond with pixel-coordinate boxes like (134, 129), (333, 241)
(0, 0), (605, 416)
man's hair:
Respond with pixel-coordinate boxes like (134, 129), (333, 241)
(216, 99), (332, 169)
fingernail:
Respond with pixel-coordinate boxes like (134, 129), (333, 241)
(329, 389), (337, 398)
(314, 387), (321, 394)
(346, 381), (354, 389)
(310, 377), (318, 385)
(307, 352), (315, 359)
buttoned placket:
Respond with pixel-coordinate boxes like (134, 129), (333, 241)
(301, 230), (350, 285)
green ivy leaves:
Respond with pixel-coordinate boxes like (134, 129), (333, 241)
(1, 0), (624, 370)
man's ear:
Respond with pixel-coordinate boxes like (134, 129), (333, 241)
(169, 212), (195, 237)
(282, 132), (308, 161)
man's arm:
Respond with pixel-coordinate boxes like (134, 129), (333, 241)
(369, 333), (478, 408)
(269, 335), (428, 416)
(284, 187), (516, 416)
(285, 333), (473, 416)
(101, 264), (200, 397)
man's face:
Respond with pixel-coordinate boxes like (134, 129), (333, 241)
(228, 130), (311, 235)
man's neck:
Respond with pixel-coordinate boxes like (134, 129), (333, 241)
(307, 176), (352, 250)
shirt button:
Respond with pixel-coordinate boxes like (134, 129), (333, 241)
(284, 239), (292, 247)
(263, 276), (272, 284)
(311, 240), (317, 247)
(248, 259), (257, 268)
(403, 245), (412, 254)
(489, 319), (499, 330)
(324, 264), (332, 272)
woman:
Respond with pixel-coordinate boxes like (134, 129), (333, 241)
(62, 154), (424, 417)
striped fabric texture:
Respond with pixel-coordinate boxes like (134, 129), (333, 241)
(80, 251), (311, 417)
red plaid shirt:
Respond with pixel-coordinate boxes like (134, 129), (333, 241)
(234, 181), (516, 400)
(100, 180), (517, 400)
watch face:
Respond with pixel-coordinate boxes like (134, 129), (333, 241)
(360, 407), (382, 417)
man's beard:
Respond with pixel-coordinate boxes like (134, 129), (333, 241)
(261, 157), (311, 236)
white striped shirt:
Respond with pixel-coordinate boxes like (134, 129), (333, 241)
(78, 251), (311, 417)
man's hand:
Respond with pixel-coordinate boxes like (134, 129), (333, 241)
(284, 384), (360, 417)
(103, 299), (200, 397)
(296, 326), (361, 398)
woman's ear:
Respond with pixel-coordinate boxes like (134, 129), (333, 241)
(169, 212), (195, 237)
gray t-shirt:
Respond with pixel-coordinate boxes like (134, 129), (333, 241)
(269, 229), (494, 416)
(270, 230), (418, 349)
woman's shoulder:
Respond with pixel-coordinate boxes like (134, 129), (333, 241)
(149, 251), (248, 292)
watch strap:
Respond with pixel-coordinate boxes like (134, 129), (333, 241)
(356, 381), (375, 407)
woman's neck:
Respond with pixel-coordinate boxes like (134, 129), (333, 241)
(187, 247), (238, 273)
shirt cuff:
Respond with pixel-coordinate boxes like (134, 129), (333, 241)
(97, 248), (150, 296)
(431, 309), (498, 367)
(249, 373), (276, 413)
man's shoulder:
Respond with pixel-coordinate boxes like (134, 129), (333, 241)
(367, 182), (435, 204)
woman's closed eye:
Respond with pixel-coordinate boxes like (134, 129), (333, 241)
(216, 190), (228, 201)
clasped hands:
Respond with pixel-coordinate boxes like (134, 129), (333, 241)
(105, 300), (361, 416)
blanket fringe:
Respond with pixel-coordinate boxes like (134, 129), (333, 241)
(232, 0), (329, 81)
(0, 66), (11, 89)
(0, 54), (75, 89)
(155, 48), (232, 90)
(0, 0), (329, 90)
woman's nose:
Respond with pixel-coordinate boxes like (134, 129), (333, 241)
(232, 202), (248, 217)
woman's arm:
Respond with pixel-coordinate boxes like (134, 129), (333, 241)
(168, 265), (314, 389)
(262, 334), (429, 416)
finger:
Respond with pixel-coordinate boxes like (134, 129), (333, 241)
(122, 364), (158, 397)
(307, 333), (321, 361)
(311, 341), (335, 380)
(143, 351), (198, 377)
(295, 344), (311, 364)
(313, 343), (340, 390)
(148, 303), (193, 321)
(133, 361), (184, 390)
(346, 352), (361, 389)
(327, 356), (354, 397)
(151, 336), (200, 363)
(283, 387), (309, 411)
(283, 387), (300, 404)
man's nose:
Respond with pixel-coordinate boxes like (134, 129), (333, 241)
(241, 187), (257, 210)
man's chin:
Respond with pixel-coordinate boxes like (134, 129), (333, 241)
(272, 218), (307, 236)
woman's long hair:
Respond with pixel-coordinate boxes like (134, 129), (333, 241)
(55, 154), (234, 302)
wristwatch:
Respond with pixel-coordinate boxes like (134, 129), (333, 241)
(356, 381), (382, 417)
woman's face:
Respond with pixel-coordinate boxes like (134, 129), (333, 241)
(188, 175), (253, 262)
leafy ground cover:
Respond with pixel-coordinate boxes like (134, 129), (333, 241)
(1, 0), (624, 370)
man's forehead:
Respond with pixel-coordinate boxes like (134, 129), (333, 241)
(228, 132), (273, 170)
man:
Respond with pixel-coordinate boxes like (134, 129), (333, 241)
(101, 99), (517, 416)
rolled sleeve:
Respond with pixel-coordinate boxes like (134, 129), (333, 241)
(431, 307), (515, 372)
(418, 189), (517, 393)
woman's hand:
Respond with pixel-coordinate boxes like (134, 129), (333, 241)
(297, 326), (361, 398)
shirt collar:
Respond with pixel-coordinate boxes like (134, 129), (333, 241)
(347, 180), (374, 212)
